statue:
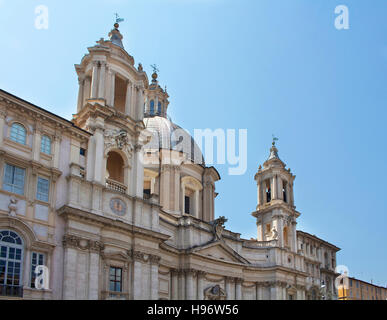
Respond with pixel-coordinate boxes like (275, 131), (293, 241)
(211, 216), (228, 240)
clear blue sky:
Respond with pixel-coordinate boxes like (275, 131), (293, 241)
(1, 0), (386, 286)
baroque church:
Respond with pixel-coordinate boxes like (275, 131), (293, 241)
(0, 23), (340, 300)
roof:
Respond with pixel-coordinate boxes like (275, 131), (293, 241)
(297, 230), (341, 251)
(143, 115), (205, 165)
(0, 89), (91, 136)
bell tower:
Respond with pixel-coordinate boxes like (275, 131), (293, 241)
(252, 139), (300, 253)
(73, 22), (148, 124)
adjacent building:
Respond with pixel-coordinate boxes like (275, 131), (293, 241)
(338, 277), (387, 300)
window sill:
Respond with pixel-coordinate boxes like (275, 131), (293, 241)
(4, 138), (32, 153)
(40, 152), (53, 161)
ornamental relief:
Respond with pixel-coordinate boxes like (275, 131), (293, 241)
(62, 234), (104, 252)
(104, 129), (134, 157)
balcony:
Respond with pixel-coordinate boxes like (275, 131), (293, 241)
(101, 291), (129, 300)
(0, 284), (23, 298)
(106, 179), (127, 194)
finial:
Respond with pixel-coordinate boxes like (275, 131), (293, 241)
(272, 134), (279, 146)
(114, 13), (124, 27)
(151, 64), (159, 81)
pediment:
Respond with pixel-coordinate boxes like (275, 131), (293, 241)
(192, 241), (250, 265)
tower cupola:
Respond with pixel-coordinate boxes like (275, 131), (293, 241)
(144, 66), (169, 118)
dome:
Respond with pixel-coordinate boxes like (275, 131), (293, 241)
(143, 116), (204, 165)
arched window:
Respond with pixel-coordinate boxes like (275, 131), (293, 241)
(150, 100), (155, 115)
(10, 123), (27, 145)
(40, 135), (51, 155)
(106, 151), (127, 194)
(0, 230), (23, 297)
(157, 101), (162, 115)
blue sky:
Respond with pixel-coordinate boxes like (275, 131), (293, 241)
(1, 0), (386, 286)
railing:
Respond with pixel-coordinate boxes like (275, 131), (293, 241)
(244, 239), (278, 248)
(0, 284), (23, 298)
(106, 179), (127, 194)
(101, 291), (129, 300)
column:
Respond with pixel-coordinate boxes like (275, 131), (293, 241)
(257, 181), (261, 206)
(93, 122), (105, 184)
(0, 110), (6, 148)
(90, 62), (99, 99)
(86, 134), (95, 181)
(181, 181), (185, 214)
(52, 134), (61, 169)
(83, 77), (91, 105)
(278, 177), (283, 200)
(132, 252), (144, 300)
(178, 271), (185, 300)
(130, 84), (136, 117)
(290, 183), (294, 206)
(235, 278), (242, 300)
(171, 269), (179, 300)
(125, 80), (132, 116)
(256, 283), (263, 300)
(174, 167), (181, 212)
(292, 221), (298, 253)
(185, 270), (195, 300)
(225, 277), (235, 300)
(272, 175), (278, 200)
(32, 126), (41, 162)
(194, 190), (200, 218)
(137, 86), (144, 120)
(134, 144), (144, 197)
(77, 76), (85, 112)
(110, 71), (116, 107)
(88, 250), (100, 300)
(63, 246), (77, 300)
(197, 271), (205, 300)
(150, 256), (160, 300)
(98, 62), (106, 99)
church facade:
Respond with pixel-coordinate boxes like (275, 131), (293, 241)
(0, 23), (339, 300)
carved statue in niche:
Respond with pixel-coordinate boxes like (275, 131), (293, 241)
(8, 197), (18, 217)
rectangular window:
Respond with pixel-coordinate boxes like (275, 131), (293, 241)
(36, 177), (50, 202)
(30, 252), (45, 288)
(185, 196), (190, 214)
(40, 136), (51, 155)
(3, 164), (25, 195)
(80, 148), (86, 156)
(109, 267), (122, 292)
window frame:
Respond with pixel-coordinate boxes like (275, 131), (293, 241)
(9, 123), (27, 145)
(30, 252), (46, 289)
(40, 135), (52, 155)
(36, 176), (50, 203)
(3, 163), (26, 196)
(109, 266), (123, 293)
(0, 230), (24, 293)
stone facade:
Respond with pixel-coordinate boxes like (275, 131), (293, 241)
(0, 23), (339, 300)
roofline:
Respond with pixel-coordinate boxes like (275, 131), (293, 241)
(348, 276), (387, 289)
(297, 230), (341, 251)
(0, 89), (91, 136)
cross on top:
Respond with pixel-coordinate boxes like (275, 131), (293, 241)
(272, 135), (279, 146)
(151, 64), (159, 74)
(114, 13), (124, 24)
